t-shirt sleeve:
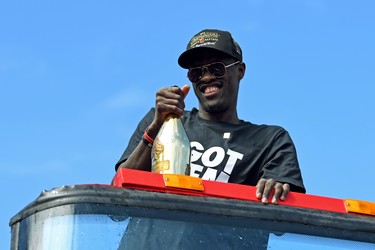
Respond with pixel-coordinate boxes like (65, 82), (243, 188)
(114, 108), (155, 171)
(260, 129), (306, 193)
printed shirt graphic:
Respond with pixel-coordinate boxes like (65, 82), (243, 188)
(116, 108), (305, 193)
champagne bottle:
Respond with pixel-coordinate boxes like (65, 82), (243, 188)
(151, 115), (190, 175)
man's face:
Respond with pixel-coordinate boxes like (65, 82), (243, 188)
(189, 52), (244, 115)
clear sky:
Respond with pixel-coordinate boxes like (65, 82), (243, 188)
(1, 0), (374, 248)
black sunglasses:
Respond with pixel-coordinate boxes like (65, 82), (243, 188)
(187, 61), (240, 83)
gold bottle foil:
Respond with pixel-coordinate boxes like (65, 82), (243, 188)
(152, 115), (190, 175)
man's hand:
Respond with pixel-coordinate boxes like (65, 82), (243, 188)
(256, 178), (290, 204)
(147, 84), (190, 138)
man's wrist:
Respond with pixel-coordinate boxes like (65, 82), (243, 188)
(142, 129), (154, 148)
(145, 124), (159, 139)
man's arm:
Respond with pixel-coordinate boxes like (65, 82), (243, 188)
(114, 85), (190, 174)
(255, 129), (305, 204)
(117, 140), (153, 171)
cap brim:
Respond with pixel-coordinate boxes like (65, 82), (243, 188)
(178, 47), (226, 69)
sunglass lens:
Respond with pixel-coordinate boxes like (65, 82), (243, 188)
(207, 63), (226, 77)
(188, 68), (202, 83)
(188, 62), (227, 83)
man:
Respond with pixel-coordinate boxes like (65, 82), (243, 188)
(115, 29), (305, 204)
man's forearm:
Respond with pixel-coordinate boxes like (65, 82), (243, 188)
(117, 141), (152, 171)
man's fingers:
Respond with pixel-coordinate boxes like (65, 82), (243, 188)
(262, 178), (276, 203)
(169, 85), (190, 99)
(272, 183), (290, 204)
(272, 183), (283, 204)
(256, 178), (267, 199)
(256, 178), (276, 203)
(280, 183), (290, 200)
(155, 86), (189, 118)
(256, 179), (290, 204)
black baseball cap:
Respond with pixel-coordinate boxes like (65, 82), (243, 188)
(178, 29), (243, 69)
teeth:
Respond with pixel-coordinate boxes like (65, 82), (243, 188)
(205, 86), (219, 94)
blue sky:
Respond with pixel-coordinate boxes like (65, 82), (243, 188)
(1, 0), (374, 247)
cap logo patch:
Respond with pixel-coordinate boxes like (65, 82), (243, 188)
(190, 32), (220, 49)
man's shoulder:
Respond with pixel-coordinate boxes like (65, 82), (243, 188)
(249, 123), (286, 133)
(181, 108), (199, 123)
(239, 119), (287, 135)
(182, 108), (197, 116)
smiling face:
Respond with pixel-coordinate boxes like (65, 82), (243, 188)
(189, 50), (245, 123)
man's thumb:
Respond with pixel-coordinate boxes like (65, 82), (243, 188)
(181, 84), (190, 99)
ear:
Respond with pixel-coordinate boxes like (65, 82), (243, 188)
(237, 62), (246, 80)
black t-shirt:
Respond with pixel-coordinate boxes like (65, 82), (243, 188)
(116, 108), (305, 193)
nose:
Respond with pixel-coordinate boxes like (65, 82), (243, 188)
(200, 67), (215, 82)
